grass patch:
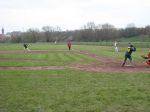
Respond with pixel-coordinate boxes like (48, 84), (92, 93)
(0, 52), (95, 66)
(117, 35), (150, 42)
(0, 43), (68, 50)
(0, 70), (150, 112)
(74, 45), (149, 61)
(0, 43), (149, 62)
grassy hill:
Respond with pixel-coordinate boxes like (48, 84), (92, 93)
(117, 35), (150, 42)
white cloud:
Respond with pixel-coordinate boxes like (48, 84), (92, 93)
(0, 0), (150, 32)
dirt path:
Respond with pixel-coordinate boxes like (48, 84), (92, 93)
(0, 50), (149, 73)
(70, 50), (150, 73)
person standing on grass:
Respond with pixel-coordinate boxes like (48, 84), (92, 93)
(114, 41), (118, 52)
(121, 43), (136, 67)
(67, 41), (72, 50)
(23, 43), (30, 51)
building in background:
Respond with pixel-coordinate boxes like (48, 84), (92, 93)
(0, 27), (5, 41)
(0, 27), (11, 42)
(2, 27), (4, 35)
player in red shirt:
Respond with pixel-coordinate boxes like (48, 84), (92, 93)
(67, 42), (72, 50)
(141, 50), (150, 66)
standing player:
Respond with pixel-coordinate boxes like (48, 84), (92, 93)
(121, 43), (136, 67)
(23, 43), (30, 51)
(114, 41), (118, 52)
(67, 41), (72, 50)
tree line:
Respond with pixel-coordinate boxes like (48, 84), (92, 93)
(2, 22), (150, 43)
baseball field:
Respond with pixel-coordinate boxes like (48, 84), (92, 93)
(0, 43), (150, 112)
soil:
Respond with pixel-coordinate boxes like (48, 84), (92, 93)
(0, 50), (149, 73)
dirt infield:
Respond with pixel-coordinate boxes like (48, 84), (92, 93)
(0, 50), (149, 73)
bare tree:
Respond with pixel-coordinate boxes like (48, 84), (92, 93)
(26, 28), (40, 43)
(42, 26), (54, 42)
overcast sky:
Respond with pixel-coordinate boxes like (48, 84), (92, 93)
(0, 0), (150, 33)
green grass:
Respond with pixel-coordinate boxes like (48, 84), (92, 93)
(0, 41), (150, 51)
(0, 44), (149, 65)
(73, 45), (149, 61)
(0, 52), (95, 66)
(0, 43), (68, 50)
(0, 70), (150, 112)
(117, 35), (150, 42)
(0, 43), (150, 112)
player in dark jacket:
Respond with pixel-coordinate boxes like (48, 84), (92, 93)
(121, 45), (136, 67)
(23, 43), (30, 51)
